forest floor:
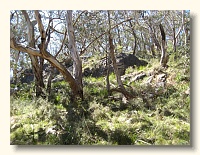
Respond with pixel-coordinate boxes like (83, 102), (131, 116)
(10, 48), (190, 145)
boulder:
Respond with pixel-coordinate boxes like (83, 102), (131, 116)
(83, 53), (148, 77)
(117, 53), (148, 69)
(19, 63), (60, 84)
(20, 68), (34, 84)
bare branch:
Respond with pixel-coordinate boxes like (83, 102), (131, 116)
(55, 29), (68, 58)
(73, 10), (87, 26)
(175, 10), (185, 39)
(10, 37), (42, 57)
(35, 11), (46, 39)
(80, 17), (133, 55)
(50, 26), (65, 34)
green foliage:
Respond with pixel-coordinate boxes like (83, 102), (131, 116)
(136, 65), (145, 71)
(109, 72), (117, 83)
(125, 66), (134, 74)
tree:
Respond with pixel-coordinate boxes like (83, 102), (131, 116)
(22, 10), (45, 97)
(107, 11), (133, 99)
(10, 10), (189, 100)
(10, 10), (83, 100)
(66, 10), (83, 100)
(159, 23), (168, 67)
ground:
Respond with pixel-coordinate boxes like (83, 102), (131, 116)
(10, 48), (190, 145)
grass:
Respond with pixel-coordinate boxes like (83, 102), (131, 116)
(10, 48), (190, 145)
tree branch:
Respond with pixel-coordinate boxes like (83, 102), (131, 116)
(10, 35), (78, 94)
(80, 17), (133, 56)
(55, 29), (68, 58)
(10, 36), (42, 57)
(21, 10), (35, 47)
(73, 10), (87, 26)
(35, 10), (46, 53)
(50, 25), (64, 34)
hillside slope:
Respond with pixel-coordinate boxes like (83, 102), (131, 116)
(10, 50), (190, 145)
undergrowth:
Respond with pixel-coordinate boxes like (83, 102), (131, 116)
(10, 48), (190, 145)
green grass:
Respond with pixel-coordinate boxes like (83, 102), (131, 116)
(10, 48), (190, 145)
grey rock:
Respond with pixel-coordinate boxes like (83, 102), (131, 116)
(145, 75), (154, 85)
(132, 72), (146, 81)
(157, 73), (167, 82)
(83, 54), (148, 77)
(20, 68), (34, 84)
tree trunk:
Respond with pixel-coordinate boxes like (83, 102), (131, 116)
(150, 44), (155, 57)
(12, 51), (21, 84)
(66, 10), (83, 100)
(116, 25), (122, 46)
(182, 11), (190, 46)
(149, 24), (161, 51)
(185, 28), (190, 45)
(140, 33), (145, 51)
(129, 20), (137, 55)
(30, 56), (45, 97)
(10, 36), (84, 99)
(159, 24), (168, 67)
(173, 27), (176, 53)
(107, 11), (132, 99)
(22, 10), (45, 97)
(11, 11), (83, 100)
(106, 51), (111, 96)
(46, 67), (55, 96)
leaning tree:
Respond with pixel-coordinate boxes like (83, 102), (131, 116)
(10, 10), (83, 100)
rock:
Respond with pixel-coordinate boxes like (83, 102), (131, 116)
(83, 53), (148, 77)
(83, 67), (92, 77)
(157, 73), (167, 82)
(145, 75), (154, 85)
(20, 68), (34, 84)
(185, 88), (190, 95)
(118, 53), (148, 69)
(132, 72), (146, 81)
(18, 63), (60, 84)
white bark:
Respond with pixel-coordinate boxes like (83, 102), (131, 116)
(66, 10), (83, 90)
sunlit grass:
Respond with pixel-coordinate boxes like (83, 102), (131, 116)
(10, 49), (190, 145)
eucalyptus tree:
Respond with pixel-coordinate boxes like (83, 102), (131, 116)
(164, 10), (190, 52)
(10, 10), (189, 99)
(10, 10), (45, 96)
(10, 10), (83, 100)
(107, 11), (134, 99)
